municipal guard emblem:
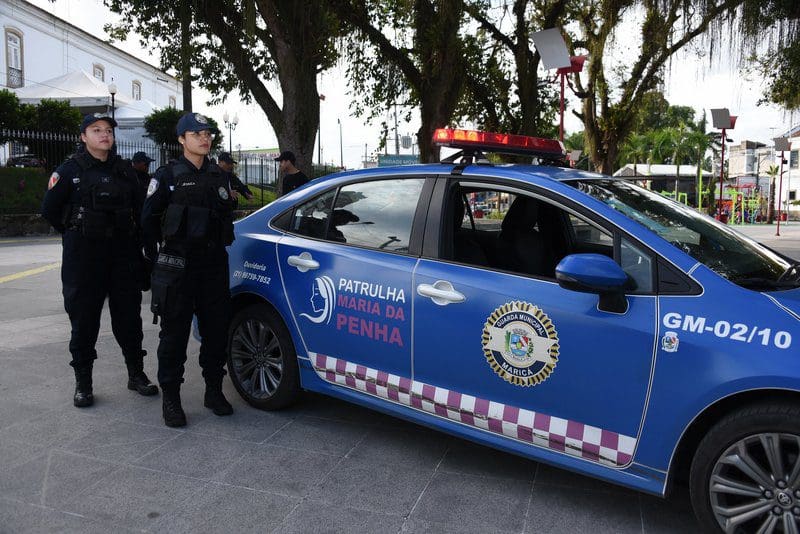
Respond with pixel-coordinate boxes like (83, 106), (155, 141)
(482, 301), (559, 387)
(218, 186), (229, 200)
(47, 172), (60, 190)
(146, 178), (159, 197)
(195, 113), (208, 124)
(661, 331), (679, 353)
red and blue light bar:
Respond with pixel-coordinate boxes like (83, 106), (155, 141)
(432, 128), (565, 159)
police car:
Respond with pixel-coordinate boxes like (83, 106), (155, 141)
(226, 129), (800, 533)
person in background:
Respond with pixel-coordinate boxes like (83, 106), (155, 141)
(275, 150), (309, 197)
(217, 152), (253, 204)
(130, 151), (155, 196)
(41, 113), (157, 408)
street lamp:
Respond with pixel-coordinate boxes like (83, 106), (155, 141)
(774, 136), (791, 236)
(222, 112), (239, 153)
(108, 82), (117, 121)
(337, 118), (344, 169)
(710, 108), (737, 220)
(531, 28), (586, 142)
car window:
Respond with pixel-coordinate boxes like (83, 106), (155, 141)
(328, 178), (424, 252)
(569, 214), (613, 247)
(289, 189), (336, 239)
(620, 238), (653, 293)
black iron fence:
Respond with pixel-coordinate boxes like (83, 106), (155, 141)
(1, 129), (343, 213)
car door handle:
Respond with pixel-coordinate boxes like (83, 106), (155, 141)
(417, 280), (465, 305)
(287, 252), (319, 272)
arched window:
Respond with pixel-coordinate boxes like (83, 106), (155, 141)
(5, 28), (23, 88)
(132, 80), (142, 100)
(92, 63), (105, 81)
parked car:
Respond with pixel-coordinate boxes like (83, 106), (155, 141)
(6, 153), (45, 168)
(226, 128), (800, 533)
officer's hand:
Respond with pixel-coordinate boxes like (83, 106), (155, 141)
(230, 190), (240, 201)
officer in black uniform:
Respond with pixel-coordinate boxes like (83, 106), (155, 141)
(217, 152), (253, 203)
(41, 113), (158, 407)
(141, 113), (235, 427)
(130, 151), (155, 196)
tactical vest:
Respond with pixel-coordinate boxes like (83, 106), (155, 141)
(161, 161), (235, 247)
(69, 153), (137, 240)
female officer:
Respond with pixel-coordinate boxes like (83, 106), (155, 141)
(41, 114), (157, 407)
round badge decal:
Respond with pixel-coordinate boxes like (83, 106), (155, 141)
(482, 301), (559, 387)
(218, 186), (229, 200)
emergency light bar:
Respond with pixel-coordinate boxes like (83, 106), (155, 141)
(432, 128), (566, 159)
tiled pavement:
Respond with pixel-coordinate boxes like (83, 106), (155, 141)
(0, 238), (710, 533)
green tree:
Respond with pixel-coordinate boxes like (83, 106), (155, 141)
(632, 92), (697, 133)
(0, 90), (22, 142)
(32, 100), (82, 134)
(105, 0), (342, 176)
(766, 164), (779, 223)
(683, 129), (712, 208)
(619, 134), (649, 176)
(326, 0), (468, 162)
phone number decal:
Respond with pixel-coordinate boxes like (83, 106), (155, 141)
(663, 313), (792, 349)
(233, 270), (271, 285)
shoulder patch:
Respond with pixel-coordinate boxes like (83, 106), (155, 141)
(47, 172), (60, 190)
(146, 178), (159, 197)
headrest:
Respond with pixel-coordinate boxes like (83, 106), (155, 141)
(501, 196), (539, 232)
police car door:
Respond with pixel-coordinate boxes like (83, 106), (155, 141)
(411, 179), (657, 468)
(277, 177), (430, 380)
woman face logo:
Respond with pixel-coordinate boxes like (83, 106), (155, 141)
(300, 276), (336, 324)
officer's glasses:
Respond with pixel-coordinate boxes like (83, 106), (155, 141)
(186, 131), (216, 140)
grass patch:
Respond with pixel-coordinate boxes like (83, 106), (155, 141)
(0, 167), (49, 214)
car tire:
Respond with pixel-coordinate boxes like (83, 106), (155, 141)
(689, 402), (800, 533)
(227, 303), (300, 410)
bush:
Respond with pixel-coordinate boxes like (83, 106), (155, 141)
(0, 167), (49, 214)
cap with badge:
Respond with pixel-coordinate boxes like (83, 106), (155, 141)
(132, 151), (155, 164)
(274, 150), (296, 164)
(81, 113), (117, 133)
(218, 152), (237, 164)
(176, 113), (220, 136)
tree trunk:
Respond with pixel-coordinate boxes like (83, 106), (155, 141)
(180, 1), (192, 112)
(768, 176), (776, 224)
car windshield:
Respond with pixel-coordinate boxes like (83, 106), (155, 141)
(568, 179), (798, 291)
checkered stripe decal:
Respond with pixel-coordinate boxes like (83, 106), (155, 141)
(309, 352), (636, 467)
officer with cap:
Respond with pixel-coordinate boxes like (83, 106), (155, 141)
(141, 112), (235, 427)
(275, 150), (309, 197)
(41, 113), (157, 408)
(217, 152), (253, 203)
(130, 151), (155, 196)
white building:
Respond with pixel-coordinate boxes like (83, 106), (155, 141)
(1, 0), (181, 146)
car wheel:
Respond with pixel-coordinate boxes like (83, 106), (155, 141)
(689, 402), (800, 533)
(227, 303), (300, 410)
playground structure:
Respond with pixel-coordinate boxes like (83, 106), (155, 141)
(655, 182), (787, 225)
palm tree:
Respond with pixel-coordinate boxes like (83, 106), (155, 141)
(670, 125), (694, 198)
(619, 134), (649, 177)
(766, 164), (779, 224)
(684, 129), (711, 209)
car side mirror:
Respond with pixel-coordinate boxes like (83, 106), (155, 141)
(555, 254), (629, 313)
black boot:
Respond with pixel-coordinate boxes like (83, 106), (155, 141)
(126, 351), (158, 396)
(204, 379), (233, 416)
(73, 366), (93, 408)
(161, 384), (186, 427)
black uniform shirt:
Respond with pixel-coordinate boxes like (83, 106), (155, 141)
(278, 171), (310, 197)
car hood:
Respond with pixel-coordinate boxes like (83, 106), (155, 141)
(767, 288), (800, 320)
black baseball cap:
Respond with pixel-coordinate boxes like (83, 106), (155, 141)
(81, 113), (117, 133)
(274, 150), (295, 164)
(132, 151), (155, 163)
(176, 113), (219, 136)
(218, 152), (237, 164)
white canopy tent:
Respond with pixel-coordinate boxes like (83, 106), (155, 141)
(14, 70), (131, 109)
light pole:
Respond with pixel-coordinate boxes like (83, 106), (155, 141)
(710, 108), (737, 220)
(222, 112), (238, 153)
(108, 82), (117, 121)
(774, 137), (791, 236)
(337, 118), (344, 169)
(556, 56), (587, 142)
(318, 94), (326, 165)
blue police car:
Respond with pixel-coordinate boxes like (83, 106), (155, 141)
(227, 129), (799, 533)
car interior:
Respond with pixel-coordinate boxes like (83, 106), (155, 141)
(448, 185), (614, 279)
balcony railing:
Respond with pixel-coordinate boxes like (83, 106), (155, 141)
(7, 67), (22, 88)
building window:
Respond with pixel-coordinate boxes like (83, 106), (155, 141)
(5, 29), (23, 88)
(169, 96), (176, 108)
(791, 150), (798, 169)
(93, 63), (104, 81)
(132, 80), (141, 100)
